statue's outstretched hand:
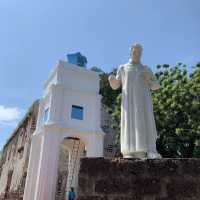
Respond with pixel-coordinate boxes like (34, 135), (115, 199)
(108, 74), (121, 90)
(108, 74), (116, 82)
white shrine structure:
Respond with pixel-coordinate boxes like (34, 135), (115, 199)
(23, 59), (105, 200)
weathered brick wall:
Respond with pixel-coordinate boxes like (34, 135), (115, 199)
(55, 145), (69, 200)
(101, 104), (120, 158)
(0, 101), (39, 200)
(0, 172), (26, 200)
(77, 158), (200, 200)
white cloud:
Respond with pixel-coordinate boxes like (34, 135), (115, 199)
(0, 105), (23, 126)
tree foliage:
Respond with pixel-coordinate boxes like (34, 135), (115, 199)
(154, 62), (200, 158)
(94, 62), (200, 158)
(91, 66), (121, 109)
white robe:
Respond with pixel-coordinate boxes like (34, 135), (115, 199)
(109, 63), (160, 158)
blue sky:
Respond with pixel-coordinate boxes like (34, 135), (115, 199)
(0, 0), (199, 150)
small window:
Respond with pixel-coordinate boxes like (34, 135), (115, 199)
(18, 146), (24, 159)
(71, 105), (83, 120)
(43, 108), (49, 122)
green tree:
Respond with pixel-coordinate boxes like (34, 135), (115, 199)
(153, 62), (200, 158)
(91, 67), (121, 110)
(110, 94), (121, 144)
(90, 66), (104, 74)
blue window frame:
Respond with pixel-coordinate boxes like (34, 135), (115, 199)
(43, 108), (49, 122)
(71, 105), (83, 120)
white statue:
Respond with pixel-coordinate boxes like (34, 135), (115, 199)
(109, 43), (161, 159)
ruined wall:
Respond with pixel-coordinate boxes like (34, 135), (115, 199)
(55, 145), (69, 200)
(0, 101), (39, 200)
(101, 104), (120, 158)
(77, 158), (200, 200)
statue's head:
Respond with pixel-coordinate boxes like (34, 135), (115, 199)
(129, 43), (143, 64)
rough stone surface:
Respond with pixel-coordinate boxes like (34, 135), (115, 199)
(77, 158), (200, 200)
(0, 101), (39, 200)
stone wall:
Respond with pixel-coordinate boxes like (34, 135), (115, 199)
(55, 144), (69, 200)
(77, 158), (200, 200)
(0, 101), (39, 200)
(101, 104), (120, 158)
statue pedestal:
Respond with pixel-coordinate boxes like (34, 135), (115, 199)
(123, 151), (161, 159)
(123, 151), (147, 159)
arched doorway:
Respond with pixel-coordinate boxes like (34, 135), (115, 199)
(55, 137), (86, 200)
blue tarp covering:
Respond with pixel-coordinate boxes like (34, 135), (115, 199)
(67, 52), (87, 67)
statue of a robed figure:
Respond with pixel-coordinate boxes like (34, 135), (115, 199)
(109, 44), (161, 159)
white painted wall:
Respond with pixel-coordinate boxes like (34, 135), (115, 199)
(36, 60), (102, 133)
(24, 60), (105, 200)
